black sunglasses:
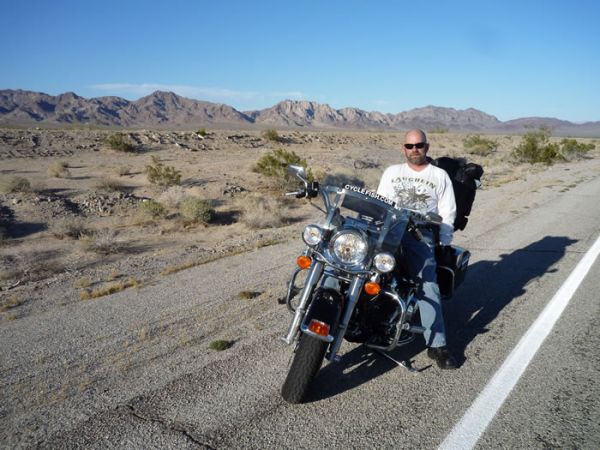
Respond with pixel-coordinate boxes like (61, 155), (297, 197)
(404, 142), (427, 150)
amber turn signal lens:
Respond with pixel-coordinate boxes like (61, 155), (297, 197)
(296, 255), (312, 269)
(364, 281), (381, 295)
(308, 319), (330, 337)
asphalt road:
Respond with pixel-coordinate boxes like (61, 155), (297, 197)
(2, 171), (599, 449)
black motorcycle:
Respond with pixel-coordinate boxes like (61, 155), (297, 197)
(280, 165), (472, 403)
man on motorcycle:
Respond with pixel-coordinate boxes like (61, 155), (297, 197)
(377, 129), (458, 369)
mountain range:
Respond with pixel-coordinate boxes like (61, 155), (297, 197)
(1, 89), (598, 136)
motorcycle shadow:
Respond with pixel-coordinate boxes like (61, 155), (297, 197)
(305, 338), (429, 402)
(305, 235), (576, 402)
(445, 235), (577, 365)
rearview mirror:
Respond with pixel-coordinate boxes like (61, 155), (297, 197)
(287, 165), (307, 182)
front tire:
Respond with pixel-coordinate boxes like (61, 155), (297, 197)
(281, 334), (327, 403)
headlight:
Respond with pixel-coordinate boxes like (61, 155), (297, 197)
(302, 225), (323, 246)
(331, 231), (368, 265)
(374, 252), (396, 273)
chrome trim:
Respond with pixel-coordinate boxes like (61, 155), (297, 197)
(311, 249), (372, 275)
(285, 266), (307, 313)
(328, 229), (369, 268)
(281, 261), (324, 345)
(365, 289), (411, 352)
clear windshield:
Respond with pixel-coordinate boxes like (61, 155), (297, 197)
(339, 185), (397, 222)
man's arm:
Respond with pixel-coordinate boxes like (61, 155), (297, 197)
(376, 166), (395, 198)
(437, 172), (457, 245)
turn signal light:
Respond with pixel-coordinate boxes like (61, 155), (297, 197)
(308, 319), (330, 337)
(296, 255), (312, 269)
(364, 281), (381, 295)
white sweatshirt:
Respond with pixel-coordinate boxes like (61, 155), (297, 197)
(376, 163), (456, 245)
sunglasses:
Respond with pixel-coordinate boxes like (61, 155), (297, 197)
(404, 142), (427, 150)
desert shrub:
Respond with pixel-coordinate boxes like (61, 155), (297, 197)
(83, 229), (124, 254)
(512, 126), (561, 164)
(145, 156), (182, 186)
(73, 276), (92, 288)
(157, 186), (188, 207)
(463, 135), (498, 156)
(49, 217), (87, 239)
(0, 175), (31, 193)
(210, 339), (234, 351)
(254, 148), (312, 188)
(179, 197), (214, 223)
(238, 290), (261, 299)
(559, 138), (595, 159)
(138, 199), (167, 218)
(0, 295), (24, 312)
(236, 193), (286, 229)
(94, 177), (125, 192)
(262, 129), (281, 142)
(197, 128), (208, 137)
(105, 133), (135, 152)
(47, 160), (71, 178)
(79, 277), (141, 300)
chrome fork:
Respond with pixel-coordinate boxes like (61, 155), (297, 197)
(281, 261), (324, 345)
(325, 275), (365, 362)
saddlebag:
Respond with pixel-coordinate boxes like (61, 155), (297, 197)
(431, 157), (484, 231)
(436, 245), (470, 298)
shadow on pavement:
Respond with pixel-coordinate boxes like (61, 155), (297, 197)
(305, 235), (577, 402)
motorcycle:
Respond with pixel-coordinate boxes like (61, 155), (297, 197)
(280, 164), (471, 403)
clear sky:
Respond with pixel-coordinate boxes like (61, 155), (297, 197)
(3, 0), (599, 122)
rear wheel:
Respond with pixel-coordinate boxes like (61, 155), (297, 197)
(281, 334), (327, 403)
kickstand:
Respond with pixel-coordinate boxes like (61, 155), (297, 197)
(373, 349), (419, 374)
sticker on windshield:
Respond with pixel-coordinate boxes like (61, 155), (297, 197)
(343, 185), (396, 206)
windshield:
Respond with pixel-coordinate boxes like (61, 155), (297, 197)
(340, 185), (396, 222)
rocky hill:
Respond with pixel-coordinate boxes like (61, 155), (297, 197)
(0, 90), (252, 128)
(1, 89), (598, 136)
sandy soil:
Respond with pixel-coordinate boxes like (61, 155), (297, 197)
(0, 128), (597, 321)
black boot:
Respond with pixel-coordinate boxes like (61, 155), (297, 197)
(427, 346), (458, 370)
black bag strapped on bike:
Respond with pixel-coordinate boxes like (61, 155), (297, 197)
(435, 245), (470, 299)
(431, 157), (484, 231)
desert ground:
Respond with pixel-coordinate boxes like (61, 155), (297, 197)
(1, 127), (599, 447)
(2, 127), (573, 319)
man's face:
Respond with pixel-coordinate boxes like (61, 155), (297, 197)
(403, 132), (429, 166)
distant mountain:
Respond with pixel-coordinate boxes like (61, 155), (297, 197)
(391, 105), (501, 131)
(1, 89), (598, 136)
(246, 100), (396, 129)
(0, 89), (252, 128)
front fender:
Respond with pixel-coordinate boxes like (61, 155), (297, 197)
(301, 288), (344, 341)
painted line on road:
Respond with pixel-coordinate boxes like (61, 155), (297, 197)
(438, 234), (600, 450)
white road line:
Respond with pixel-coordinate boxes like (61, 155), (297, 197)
(439, 235), (600, 450)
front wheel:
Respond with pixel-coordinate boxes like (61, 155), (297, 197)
(281, 334), (327, 403)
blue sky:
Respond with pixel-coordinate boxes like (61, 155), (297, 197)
(3, 0), (599, 122)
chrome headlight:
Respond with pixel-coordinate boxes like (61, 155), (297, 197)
(302, 225), (323, 246)
(331, 231), (368, 265)
(374, 252), (395, 273)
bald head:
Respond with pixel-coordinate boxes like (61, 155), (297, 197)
(403, 128), (430, 169)
(405, 129), (427, 143)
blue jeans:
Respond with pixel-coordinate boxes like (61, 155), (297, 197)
(400, 229), (447, 348)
